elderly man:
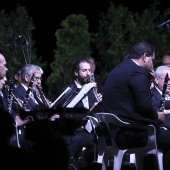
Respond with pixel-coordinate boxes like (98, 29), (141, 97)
(151, 65), (170, 129)
(0, 53), (8, 78)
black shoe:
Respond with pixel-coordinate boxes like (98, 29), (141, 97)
(76, 156), (87, 169)
(67, 157), (79, 170)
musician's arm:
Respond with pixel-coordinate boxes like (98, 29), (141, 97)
(49, 112), (87, 121)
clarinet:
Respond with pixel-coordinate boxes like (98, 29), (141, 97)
(36, 84), (51, 108)
(159, 73), (169, 111)
(5, 85), (23, 108)
(6, 77), (14, 113)
(22, 74), (35, 110)
(89, 75), (100, 102)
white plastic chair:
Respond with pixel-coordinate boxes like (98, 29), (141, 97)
(95, 112), (163, 170)
(88, 116), (110, 163)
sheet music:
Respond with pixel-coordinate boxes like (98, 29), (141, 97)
(49, 87), (71, 109)
(66, 83), (96, 108)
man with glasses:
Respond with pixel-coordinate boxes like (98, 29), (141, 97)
(151, 65), (170, 129)
(13, 64), (44, 111)
(12, 64), (46, 150)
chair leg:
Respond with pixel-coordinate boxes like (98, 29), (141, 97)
(157, 151), (163, 170)
(102, 150), (110, 170)
(113, 150), (124, 170)
(135, 153), (145, 170)
(97, 151), (104, 163)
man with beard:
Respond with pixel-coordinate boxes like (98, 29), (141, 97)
(50, 57), (102, 169)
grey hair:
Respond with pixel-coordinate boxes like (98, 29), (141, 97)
(21, 64), (43, 80)
(154, 65), (170, 78)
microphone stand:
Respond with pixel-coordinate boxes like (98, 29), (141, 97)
(11, 35), (31, 64)
(157, 19), (170, 32)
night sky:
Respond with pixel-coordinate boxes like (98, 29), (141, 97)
(1, 0), (169, 62)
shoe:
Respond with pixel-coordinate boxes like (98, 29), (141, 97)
(67, 157), (79, 170)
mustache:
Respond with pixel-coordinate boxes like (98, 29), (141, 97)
(85, 76), (91, 82)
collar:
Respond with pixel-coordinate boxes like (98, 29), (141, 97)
(74, 80), (82, 89)
(131, 59), (139, 66)
(21, 83), (28, 91)
(155, 86), (162, 95)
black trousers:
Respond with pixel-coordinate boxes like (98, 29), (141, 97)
(156, 128), (170, 170)
(63, 129), (94, 159)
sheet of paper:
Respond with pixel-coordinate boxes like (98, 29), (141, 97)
(50, 87), (71, 109)
(66, 83), (96, 108)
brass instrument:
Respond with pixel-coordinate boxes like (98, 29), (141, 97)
(36, 84), (51, 108)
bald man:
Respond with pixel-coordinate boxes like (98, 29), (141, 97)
(0, 53), (8, 78)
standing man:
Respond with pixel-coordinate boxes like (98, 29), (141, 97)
(101, 41), (170, 170)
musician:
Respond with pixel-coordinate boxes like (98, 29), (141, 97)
(0, 53), (8, 79)
(85, 56), (105, 94)
(50, 57), (102, 168)
(13, 67), (22, 88)
(12, 64), (47, 149)
(13, 64), (46, 111)
(151, 65), (170, 129)
(34, 83), (51, 108)
(101, 41), (170, 170)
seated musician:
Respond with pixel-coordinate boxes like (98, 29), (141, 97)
(50, 57), (102, 168)
(151, 65), (170, 129)
(12, 64), (48, 150)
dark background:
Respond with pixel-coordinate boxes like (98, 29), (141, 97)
(0, 0), (169, 62)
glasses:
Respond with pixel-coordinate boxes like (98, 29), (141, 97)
(34, 77), (43, 81)
(158, 77), (170, 80)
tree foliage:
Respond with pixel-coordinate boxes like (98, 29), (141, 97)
(92, 1), (170, 77)
(0, 4), (46, 78)
(46, 14), (92, 99)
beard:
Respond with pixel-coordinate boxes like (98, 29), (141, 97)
(78, 76), (90, 85)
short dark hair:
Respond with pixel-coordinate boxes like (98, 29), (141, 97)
(128, 41), (156, 59)
(72, 57), (90, 79)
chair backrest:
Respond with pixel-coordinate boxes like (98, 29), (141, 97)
(88, 116), (112, 163)
(95, 112), (163, 170)
(95, 112), (158, 153)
